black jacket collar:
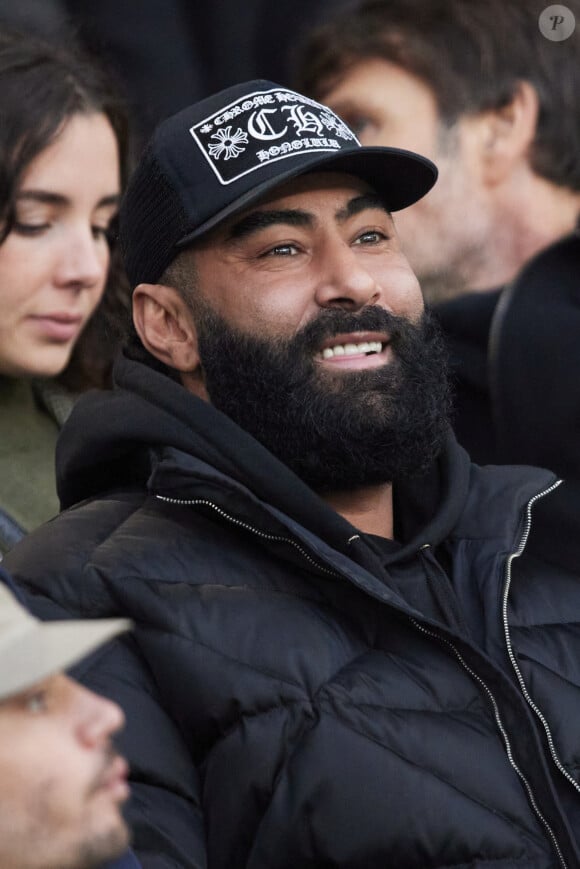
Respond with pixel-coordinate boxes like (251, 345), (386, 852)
(57, 352), (554, 560)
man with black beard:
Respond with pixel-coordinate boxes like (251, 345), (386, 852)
(189, 297), (449, 490)
(7, 81), (580, 869)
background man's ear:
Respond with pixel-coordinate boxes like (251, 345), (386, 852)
(475, 80), (539, 186)
(132, 283), (201, 372)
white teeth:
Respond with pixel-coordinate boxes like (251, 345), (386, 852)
(321, 341), (383, 359)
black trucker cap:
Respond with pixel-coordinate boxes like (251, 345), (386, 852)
(119, 79), (438, 286)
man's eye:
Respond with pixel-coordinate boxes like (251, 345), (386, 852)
(263, 243), (299, 257)
(25, 691), (48, 713)
(342, 115), (370, 138)
(355, 230), (386, 245)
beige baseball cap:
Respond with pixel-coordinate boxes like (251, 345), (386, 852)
(0, 579), (131, 702)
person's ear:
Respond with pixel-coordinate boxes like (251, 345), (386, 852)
(472, 80), (539, 186)
(132, 283), (201, 373)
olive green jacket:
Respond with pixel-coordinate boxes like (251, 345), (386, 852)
(0, 378), (73, 557)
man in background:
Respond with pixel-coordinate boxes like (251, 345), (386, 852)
(296, 0), (580, 462)
(0, 565), (137, 869)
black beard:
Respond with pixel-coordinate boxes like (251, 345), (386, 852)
(194, 302), (451, 493)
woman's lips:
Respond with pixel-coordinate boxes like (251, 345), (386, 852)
(28, 314), (83, 342)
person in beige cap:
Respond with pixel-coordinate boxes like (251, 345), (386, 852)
(0, 566), (136, 869)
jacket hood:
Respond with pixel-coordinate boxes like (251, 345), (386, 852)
(56, 352), (531, 558)
(434, 289), (501, 396)
(490, 233), (580, 478)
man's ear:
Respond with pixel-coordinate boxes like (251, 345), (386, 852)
(469, 80), (539, 186)
(132, 283), (201, 373)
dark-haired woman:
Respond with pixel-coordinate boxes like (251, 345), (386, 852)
(0, 29), (131, 555)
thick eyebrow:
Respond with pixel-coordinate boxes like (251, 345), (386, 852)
(226, 191), (391, 243)
(227, 208), (313, 241)
(15, 190), (121, 209)
(336, 193), (391, 222)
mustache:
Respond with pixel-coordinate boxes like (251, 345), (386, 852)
(295, 306), (413, 351)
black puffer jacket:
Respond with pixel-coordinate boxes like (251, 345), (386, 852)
(6, 353), (580, 869)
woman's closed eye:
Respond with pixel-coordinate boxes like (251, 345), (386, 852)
(12, 220), (50, 236)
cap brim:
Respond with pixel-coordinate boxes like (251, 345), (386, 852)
(0, 618), (131, 701)
(176, 146), (437, 249)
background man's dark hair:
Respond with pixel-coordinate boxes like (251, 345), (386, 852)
(294, 0), (580, 192)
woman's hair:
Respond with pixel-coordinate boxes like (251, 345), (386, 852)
(0, 26), (132, 390)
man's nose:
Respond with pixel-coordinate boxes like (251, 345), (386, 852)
(71, 680), (125, 746)
(314, 241), (380, 310)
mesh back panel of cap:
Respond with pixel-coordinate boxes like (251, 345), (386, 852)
(120, 147), (191, 287)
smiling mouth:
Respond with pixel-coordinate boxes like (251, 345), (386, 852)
(317, 332), (391, 369)
(321, 340), (385, 359)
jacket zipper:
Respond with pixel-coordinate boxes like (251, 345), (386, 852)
(155, 495), (342, 578)
(157, 490), (569, 867)
(411, 617), (567, 868)
(502, 480), (580, 800)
